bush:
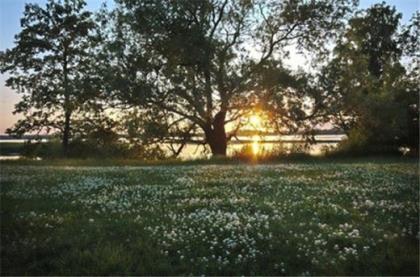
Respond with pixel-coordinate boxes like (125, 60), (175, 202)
(20, 139), (167, 160)
(326, 129), (402, 157)
(0, 143), (24, 156)
(21, 140), (62, 158)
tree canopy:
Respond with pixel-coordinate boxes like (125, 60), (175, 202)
(320, 3), (419, 153)
(0, 0), (100, 154)
(1, 0), (418, 158)
(100, 0), (357, 155)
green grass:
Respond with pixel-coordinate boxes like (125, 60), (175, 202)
(1, 160), (418, 275)
(0, 155), (416, 166)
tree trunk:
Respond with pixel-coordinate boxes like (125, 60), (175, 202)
(204, 111), (227, 156)
(62, 46), (71, 156)
(62, 110), (71, 156)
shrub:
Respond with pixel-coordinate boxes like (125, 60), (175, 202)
(20, 139), (167, 160)
(326, 129), (402, 157)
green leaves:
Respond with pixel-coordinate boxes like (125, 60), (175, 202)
(1, 0), (101, 147)
(321, 3), (419, 150)
(102, 0), (356, 155)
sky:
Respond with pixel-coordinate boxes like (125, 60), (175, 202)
(0, 0), (419, 134)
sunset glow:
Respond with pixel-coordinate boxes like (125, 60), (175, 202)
(249, 114), (262, 128)
(0, 0), (417, 275)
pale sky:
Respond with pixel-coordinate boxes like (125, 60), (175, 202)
(0, 0), (418, 134)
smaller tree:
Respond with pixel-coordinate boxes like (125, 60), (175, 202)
(0, 0), (100, 155)
(399, 12), (420, 152)
(320, 4), (419, 153)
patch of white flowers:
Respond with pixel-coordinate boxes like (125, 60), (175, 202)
(1, 162), (418, 275)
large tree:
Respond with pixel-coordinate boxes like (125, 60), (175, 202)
(320, 3), (419, 152)
(0, 0), (100, 155)
(102, 0), (356, 156)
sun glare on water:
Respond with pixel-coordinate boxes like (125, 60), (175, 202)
(252, 135), (260, 156)
(247, 113), (266, 157)
(243, 112), (270, 157)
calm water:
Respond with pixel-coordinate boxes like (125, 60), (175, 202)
(166, 135), (345, 159)
(0, 135), (346, 160)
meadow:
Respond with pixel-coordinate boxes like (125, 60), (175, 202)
(1, 160), (419, 275)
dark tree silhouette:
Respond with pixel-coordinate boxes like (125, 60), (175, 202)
(0, 0), (100, 155)
(101, 0), (356, 156)
(320, 4), (419, 152)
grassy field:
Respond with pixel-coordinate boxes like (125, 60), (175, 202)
(1, 160), (418, 275)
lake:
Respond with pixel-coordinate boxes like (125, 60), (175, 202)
(0, 134), (346, 160)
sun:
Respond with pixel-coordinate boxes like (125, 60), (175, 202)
(248, 114), (262, 128)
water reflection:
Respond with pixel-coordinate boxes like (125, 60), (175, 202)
(251, 135), (260, 156)
(170, 134), (345, 160)
(0, 134), (345, 160)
